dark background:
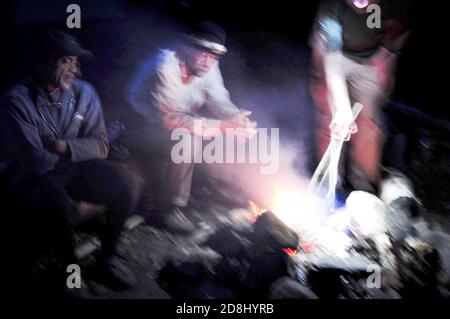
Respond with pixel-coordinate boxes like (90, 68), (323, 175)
(1, 0), (448, 116)
(0, 0), (449, 178)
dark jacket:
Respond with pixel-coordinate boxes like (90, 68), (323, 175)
(0, 78), (109, 175)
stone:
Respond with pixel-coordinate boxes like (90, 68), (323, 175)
(269, 276), (318, 299)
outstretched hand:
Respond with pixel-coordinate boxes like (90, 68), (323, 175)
(226, 109), (258, 140)
(230, 109), (257, 127)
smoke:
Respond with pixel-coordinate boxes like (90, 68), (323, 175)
(118, 23), (317, 210)
(200, 31), (316, 208)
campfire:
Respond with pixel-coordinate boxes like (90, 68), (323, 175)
(157, 174), (448, 299)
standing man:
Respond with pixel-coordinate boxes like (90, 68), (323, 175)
(0, 31), (137, 291)
(125, 21), (256, 231)
(309, 0), (411, 194)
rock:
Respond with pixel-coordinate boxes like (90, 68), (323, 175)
(269, 276), (318, 299)
(395, 236), (442, 299)
(385, 206), (414, 245)
(380, 172), (417, 206)
(307, 255), (376, 275)
(157, 247), (222, 298)
(306, 255), (378, 299)
(74, 237), (101, 260)
(206, 227), (251, 257)
(420, 231), (450, 287)
(240, 250), (290, 297)
(364, 287), (401, 299)
(389, 197), (420, 219)
(224, 208), (255, 232)
(346, 191), (389, 238)
(187, 222), (216, 245)
(124, 214), (144, 231)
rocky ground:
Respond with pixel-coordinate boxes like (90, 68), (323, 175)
(29, 174), (450, 300)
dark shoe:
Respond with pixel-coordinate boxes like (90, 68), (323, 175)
(87, 258), (136, 291)
(144, 206), (196, 233)
(162, 207), (196, 233)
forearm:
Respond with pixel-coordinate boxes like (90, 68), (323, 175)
(323, 52), (351, 115)
(66, 135), (109, 162)
(161, 111), (223, 137)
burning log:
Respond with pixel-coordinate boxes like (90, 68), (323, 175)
(250, 210), (299, 252)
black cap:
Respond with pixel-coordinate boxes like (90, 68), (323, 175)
(194, 21), (226, 46)
(35, 31), (93, 63)
(186, 21), (227, 55)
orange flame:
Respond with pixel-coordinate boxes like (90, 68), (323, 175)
(248, 200), (268, 221)
(283, 248), (298, 256)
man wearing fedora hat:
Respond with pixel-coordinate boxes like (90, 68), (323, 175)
(126, 21), (257, 232)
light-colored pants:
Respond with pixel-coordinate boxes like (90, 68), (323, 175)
(121, 123), (201, 208)
(157, 134), (203, 208)
(310, 52), (394, 193)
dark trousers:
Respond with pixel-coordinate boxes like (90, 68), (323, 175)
(9, 159), (137, 266)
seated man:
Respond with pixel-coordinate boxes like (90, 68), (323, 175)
(125, 21), (256, 232)
(0, 31), (137, 291)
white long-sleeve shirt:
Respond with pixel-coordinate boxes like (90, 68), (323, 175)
(127, 49), (240, 132)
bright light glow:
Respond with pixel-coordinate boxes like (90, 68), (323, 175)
(265, 188), (386, 258)
(346, 191), (387, 237)
(270, 187), (329, 234)
(269, 186), (353, 256)
(353, 0), (369, 9)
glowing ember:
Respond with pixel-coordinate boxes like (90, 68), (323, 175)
(248, 200), (268, 217)
(283, 248), (297, 256)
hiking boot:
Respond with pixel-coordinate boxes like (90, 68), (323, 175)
(162, 207), (196, 233)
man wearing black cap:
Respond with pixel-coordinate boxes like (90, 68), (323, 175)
(125, 21), (256, 232)
(0, 31), (137, 292)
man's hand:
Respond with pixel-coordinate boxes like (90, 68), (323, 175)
(45, 138), (68, 155)
(53, 139), (68, 155)
(226, 109), (258, 141)
(229, 109), (257, 130)
(42, 136), (67, 155)
(330, 108), (358, 141)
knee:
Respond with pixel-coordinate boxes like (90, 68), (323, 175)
(108, 166), (143, 214)
(32, 176), (72, 216)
